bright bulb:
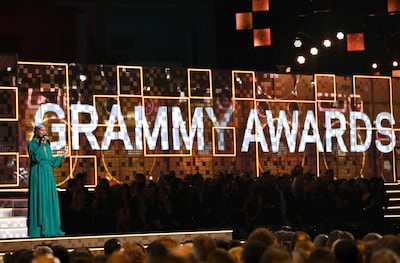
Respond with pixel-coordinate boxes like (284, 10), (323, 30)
(294, 39), (302, 48)
(393, 61), (399, 67)
(336, 32), (345, 40)
(297, 55), (306, 64)
(323, 39), (332, 48)
(372, 63), (378, 69)
(310, 47), (319, 56)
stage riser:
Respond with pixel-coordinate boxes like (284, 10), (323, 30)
(0, 230), (233, 253)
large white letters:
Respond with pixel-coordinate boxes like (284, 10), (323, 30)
(325, 111), (348, 153)
(298, 110), (324, 152)
(70, 104), (100, 150)
(350, 111), (372, 152)
(35, 103), (397, 154)
(241, 109), (268, 152)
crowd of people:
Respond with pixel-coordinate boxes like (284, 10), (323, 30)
(5, 227), (400, 263)
(59, 165), (389, 240)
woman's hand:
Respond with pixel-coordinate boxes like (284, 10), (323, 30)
(63, 148), (70, 159)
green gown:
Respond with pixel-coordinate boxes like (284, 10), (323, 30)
(27, 138), (65, 237)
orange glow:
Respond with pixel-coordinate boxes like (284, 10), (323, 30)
(252, 0), (269, 11)
(235, 12), (253, 30)
(253, 28), (271, 47)
(388, 0), (400, 12)
(347, 33), (365, 52)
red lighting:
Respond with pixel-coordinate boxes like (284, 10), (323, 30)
(347, 33), (365, 52)
(252, 0), (269, 11)
(253, 28), (271, 47)
(235, 13), (253, 30)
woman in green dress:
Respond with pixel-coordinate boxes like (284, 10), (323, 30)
(27, 123), (69, 237)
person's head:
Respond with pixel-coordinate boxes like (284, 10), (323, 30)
(10, 248), (34, 263)
(241, 241), (267, 263)
(106, 251), (131, 263)
(332, 239), (361, 263)
(275, 230), (296, 251)
(67, 178), (77, 191)
(69, 247), (94, 263)
(228, 246), (243, 262)
(371, 249), (400, 263)
(259, 245), (292, 263)
(192, 235), (217, 263)
(292, 165), (303, 177)
(292, 240), (315, 263)
(157, 236), (179, 249)
(122, 242), (145, 263)
(104, 239), (122, 256)
(206, 248), (236, 263)
(32, 254), (60, 263)
(327, 230), (343, 248)
(51, 245), (70, 263)
(308, 247), (335, 263)
(313, 234), (329, 248)
(247, 227), (276, 248)
(363, 233), (383, 242)
(33, 245), (53, 257)
(171, 245), (196, 263)
(76, 172), (88, 186)
(375, 235), (400, 258)
(33, 123), (47, 138)
(146, 240), (169, 263)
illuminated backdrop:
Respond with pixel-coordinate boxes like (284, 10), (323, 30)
(1, 61), (400, 188)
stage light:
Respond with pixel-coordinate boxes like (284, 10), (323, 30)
(372, 62), (378, 69)
(294, 38), (302, 48)
(336, 32), (345, 40)
(79, 74), (87, 82)
(323, 39), (332, 48)
(297, 55), (306, 64)
(6, 67), (12, 72)
(393, 60), (399, 67)
(310, 47), (319, 56)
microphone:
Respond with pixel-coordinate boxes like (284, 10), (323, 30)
(41, 136), (50, 144)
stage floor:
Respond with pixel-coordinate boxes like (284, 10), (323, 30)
(0, 230), (233, 254)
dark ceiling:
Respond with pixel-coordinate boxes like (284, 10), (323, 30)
(0, 0), (399, 75)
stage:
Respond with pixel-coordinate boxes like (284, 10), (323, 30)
(0, 230), (233, 254)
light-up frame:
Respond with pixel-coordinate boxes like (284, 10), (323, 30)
(315, 74), (367, 177)
(18, 62), (73, 187)
(353, 75), (396, 182)
(16, 62), (99, 187)
(232, 70), (259, 175)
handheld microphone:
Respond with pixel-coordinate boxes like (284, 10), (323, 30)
(41, 136), (50, 144)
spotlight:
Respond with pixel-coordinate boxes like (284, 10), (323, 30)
(372, 62), (378, 69)
(6, 67), (12, 72)
(297, 55), (306, 64)
(294, 38), (302, 48)
(393, 60), (399, 67)
(79, 74), (87, 82)
(310, 47), (319, 56)
(336, 32), (345, 40)
(322, 39), (332, 48)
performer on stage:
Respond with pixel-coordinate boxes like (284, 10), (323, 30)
(27, 123), (69, 237)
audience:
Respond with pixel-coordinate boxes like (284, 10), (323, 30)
(2, 165), (396, 263)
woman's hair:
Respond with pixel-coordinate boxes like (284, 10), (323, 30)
(33, 123), (46, 138)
